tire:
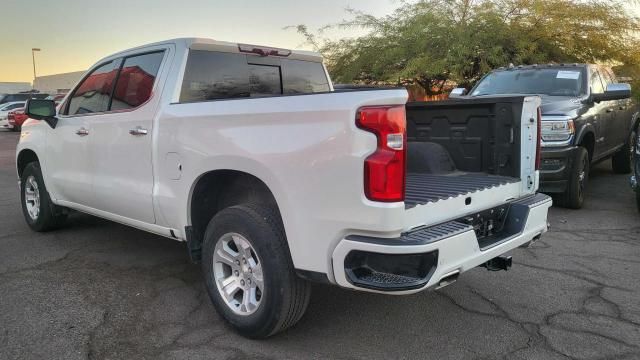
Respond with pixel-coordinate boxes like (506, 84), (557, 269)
(201, 203), (311, 338)
(557, 147), (589, 209)
(20, 162), (67, 231)
(11, 125), (20, 132)
(612, 129), (636, 174)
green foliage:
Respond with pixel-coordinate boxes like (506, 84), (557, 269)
(292, 0), (640, 94)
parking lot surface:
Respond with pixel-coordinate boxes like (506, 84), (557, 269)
(1, 129), (639, 360)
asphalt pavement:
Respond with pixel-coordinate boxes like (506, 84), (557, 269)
(1, 129), (639, 360)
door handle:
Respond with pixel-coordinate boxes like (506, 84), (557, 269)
(75, 128), (89, 136)
(129, 126), (148, 136)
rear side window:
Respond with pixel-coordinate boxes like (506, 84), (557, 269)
(67, 61), (118, 115)
(180, 50), (330, 102)
(111, 52), (164, 110)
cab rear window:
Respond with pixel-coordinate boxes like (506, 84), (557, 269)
(180, 50), (330, 102)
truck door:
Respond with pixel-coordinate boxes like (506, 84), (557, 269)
(589, 69), (613, 156)
(88, 49), (169, 224)
(601, 68), (631, 149)
(47, 60), (120, 206)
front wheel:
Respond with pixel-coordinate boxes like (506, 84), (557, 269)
(20, 162), (67, 231)
(201, 204), (311, 338)
(557, 147), (589, 209)
(612, 129), (636, 174)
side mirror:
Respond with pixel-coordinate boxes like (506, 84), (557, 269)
(25, 99), (58, 128)
(449, 88), (468, 98)
(592, 83), (632, 103)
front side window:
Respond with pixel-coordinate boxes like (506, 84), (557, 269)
(590, 70), (605, 94)
(598, 68), (614, 86)
(67, 61), (118, 115)
(111, 52), (164, 110)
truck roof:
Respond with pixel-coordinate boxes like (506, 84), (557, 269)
(106, 37), (323, 63)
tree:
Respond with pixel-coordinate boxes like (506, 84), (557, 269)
(293, 0), (640, 95)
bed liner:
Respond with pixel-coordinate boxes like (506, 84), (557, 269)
(405, 172), (520, 208)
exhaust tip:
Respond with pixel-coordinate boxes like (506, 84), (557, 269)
(436, 271), (460, 289)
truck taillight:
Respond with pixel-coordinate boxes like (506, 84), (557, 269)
(536, 107), (542, 170)
(356, 105), (406, 202)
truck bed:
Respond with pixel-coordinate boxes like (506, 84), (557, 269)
(405, 172), (519, 208)
(404, 97), (535, 210)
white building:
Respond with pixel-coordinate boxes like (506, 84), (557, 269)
(33, 70), (86, 94)
(0, 82), (32, 94)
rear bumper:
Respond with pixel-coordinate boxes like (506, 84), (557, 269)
(539, 146), (578, 193)
(331, 193), (552, 294)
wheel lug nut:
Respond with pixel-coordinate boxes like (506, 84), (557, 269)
(235, 260), (240, 265)
(247, 279), (251, 285)
(243, 258), (247, 264)
(240, 280), (245, 286)
(234, 270), (239, 276)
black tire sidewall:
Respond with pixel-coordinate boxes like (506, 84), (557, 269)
(201, 205), (292, 338)
(612, 130), (635, 174)
(20, 162), (57, 231)
(563, 147), (589, 209)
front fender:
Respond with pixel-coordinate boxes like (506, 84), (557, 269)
(575, 121), (595, 144)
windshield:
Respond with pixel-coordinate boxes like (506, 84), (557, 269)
(471, 68), (586, 97)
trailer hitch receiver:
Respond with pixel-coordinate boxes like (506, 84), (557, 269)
(482, 255), (512, 271)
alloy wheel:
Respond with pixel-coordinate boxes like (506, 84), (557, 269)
(24, 175), (41, 221)
(213, 233), (264, 315)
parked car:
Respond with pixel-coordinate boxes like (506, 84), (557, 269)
(17, 38), (551, 338)
(0, 101), (26, 129)
(7, 108), (28, 132)
(45, 93), (67, 106)
(0, 93), (48, 106)
(452, 64), (636, 208)
(632, 133), (640, 212)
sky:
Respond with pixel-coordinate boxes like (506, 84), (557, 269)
(0, 0), (398, 83)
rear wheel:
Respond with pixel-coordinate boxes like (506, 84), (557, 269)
(20, 162), (67, 231)
(612, 129), (636, 174)
(557, 147), (589, 209)
(201, 203), (311, 338)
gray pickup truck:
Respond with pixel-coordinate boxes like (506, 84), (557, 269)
(453, 64), (637, 208)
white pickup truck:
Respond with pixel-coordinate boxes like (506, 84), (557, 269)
(18, 38), (551, 338)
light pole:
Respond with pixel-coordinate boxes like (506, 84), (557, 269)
(31, 48), (41, 82)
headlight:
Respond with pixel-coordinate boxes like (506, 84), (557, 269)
(541, 117), (575, 145)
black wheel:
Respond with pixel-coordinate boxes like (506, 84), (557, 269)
(201, 203), (311, 338)
(557, 147), (589, 209)
(11, 125), (20, 132)
(20, 162), (67, 231)
(612, 129), (636, 174)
